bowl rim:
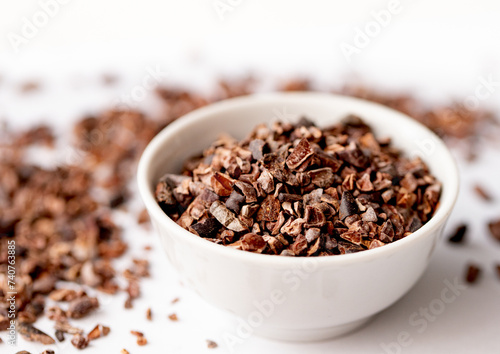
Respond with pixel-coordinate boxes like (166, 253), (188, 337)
(137, 92), (459, 267)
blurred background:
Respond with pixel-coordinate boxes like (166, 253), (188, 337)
(1, 1), (500, 353)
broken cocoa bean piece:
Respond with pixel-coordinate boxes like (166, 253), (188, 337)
(281, 217), (305, 237)
(473, 183), (492, 202)
(379, 220), (395, 243)
(488, 219), (500, 242)
(55, 330), (65, 342)
(290, 234), (308, 256)
(340, 231), (363, 245)
(54, 321), (83, 334)
(362, 206), (378, 222)
(225, 190), (246, 213)
(307, 167), (335, 188)
(18, 323), (55, 344)
(240, 203), (259, 218)
(67, 296), (99, 319)
(407, 216), (423, 232)
(448, 224), (467, 244)
(369, 239), (385, 249)
(190, 217), (220, 238)
(256, 194), (281, 222)
(241, 233), (267, 253)
(337, 240), (364, 254)
(234, 181), (258, 203)
(209, 201), (247, 232)
(257, 169), (275, 193)
(206, 339), (218, 349)
(87, 324), (110, 341)
(249, 139), (268, 160)
(211, 172), (234, 196)
(356, 173), (374, 192)
(339, 191), (359, 220)
(71, 333), (89, 349)
(263, 235), (284, 254)
(304, 205), (326, 228)
(305, 228), (320, 243)
(286, 138), (314, 170)
(465, 264), (481, 284)
(155, 181), (176, 205)
(337, 142), (369, 168)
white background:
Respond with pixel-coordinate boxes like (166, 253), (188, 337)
(1, 1), (500, 353)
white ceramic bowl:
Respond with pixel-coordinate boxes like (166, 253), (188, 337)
(137, 92), (459, 342)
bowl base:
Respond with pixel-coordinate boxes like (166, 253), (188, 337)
(253, 316), (373, 342)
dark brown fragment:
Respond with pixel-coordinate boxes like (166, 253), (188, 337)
(55, 329), (65, 342)
(448, 224), (467, 244)
(488, 219), (500, 242)
(67, 296), (99, 319)
(465, 264), (481, 284)
(18, 323), (55, 344)
(249, 139), (267, 160)
(473, 184), (492, 201)
(71, 333), (89, 349)
(256, 195), (281, 222)
(339, 191), (359, 220)
(168, 313), (178, 321)
(241, 233), (267, 253)
(286, 138), (314, 170)
(146, 308), (152, 321)
(190, 217), (220, 238)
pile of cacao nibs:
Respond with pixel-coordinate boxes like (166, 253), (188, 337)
(0, 75), (498, 351)
(155, 116), (441, 256)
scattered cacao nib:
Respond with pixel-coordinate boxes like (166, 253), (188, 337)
(448, 224), (467, 244)
(67, 296), (99, 319)
(87, 324), (110, 341)
(137, 336), (148, 346)
(465, 264), (481, 284)
(339, 191), (359, 221)
(130, 330), (144, 337)
(131, 330), (148, 346)
(168, 313), (179, 321)
(156, 117), (441, 256)
(146, 308), (152, 321)
(473, 184), (493, 202)
(488, 219), (500, 242)
(55, 329), (65, 342)
(121, 350), (130, 354)
(18, 323), (55, 344)
(71, 333), (89, 349)
(41, 350), (55, 354)
(54, 321), (83, 335)
(20, 81), (40, 93)
(495, 264), (500, 279)
(207, 339), (218, 349)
